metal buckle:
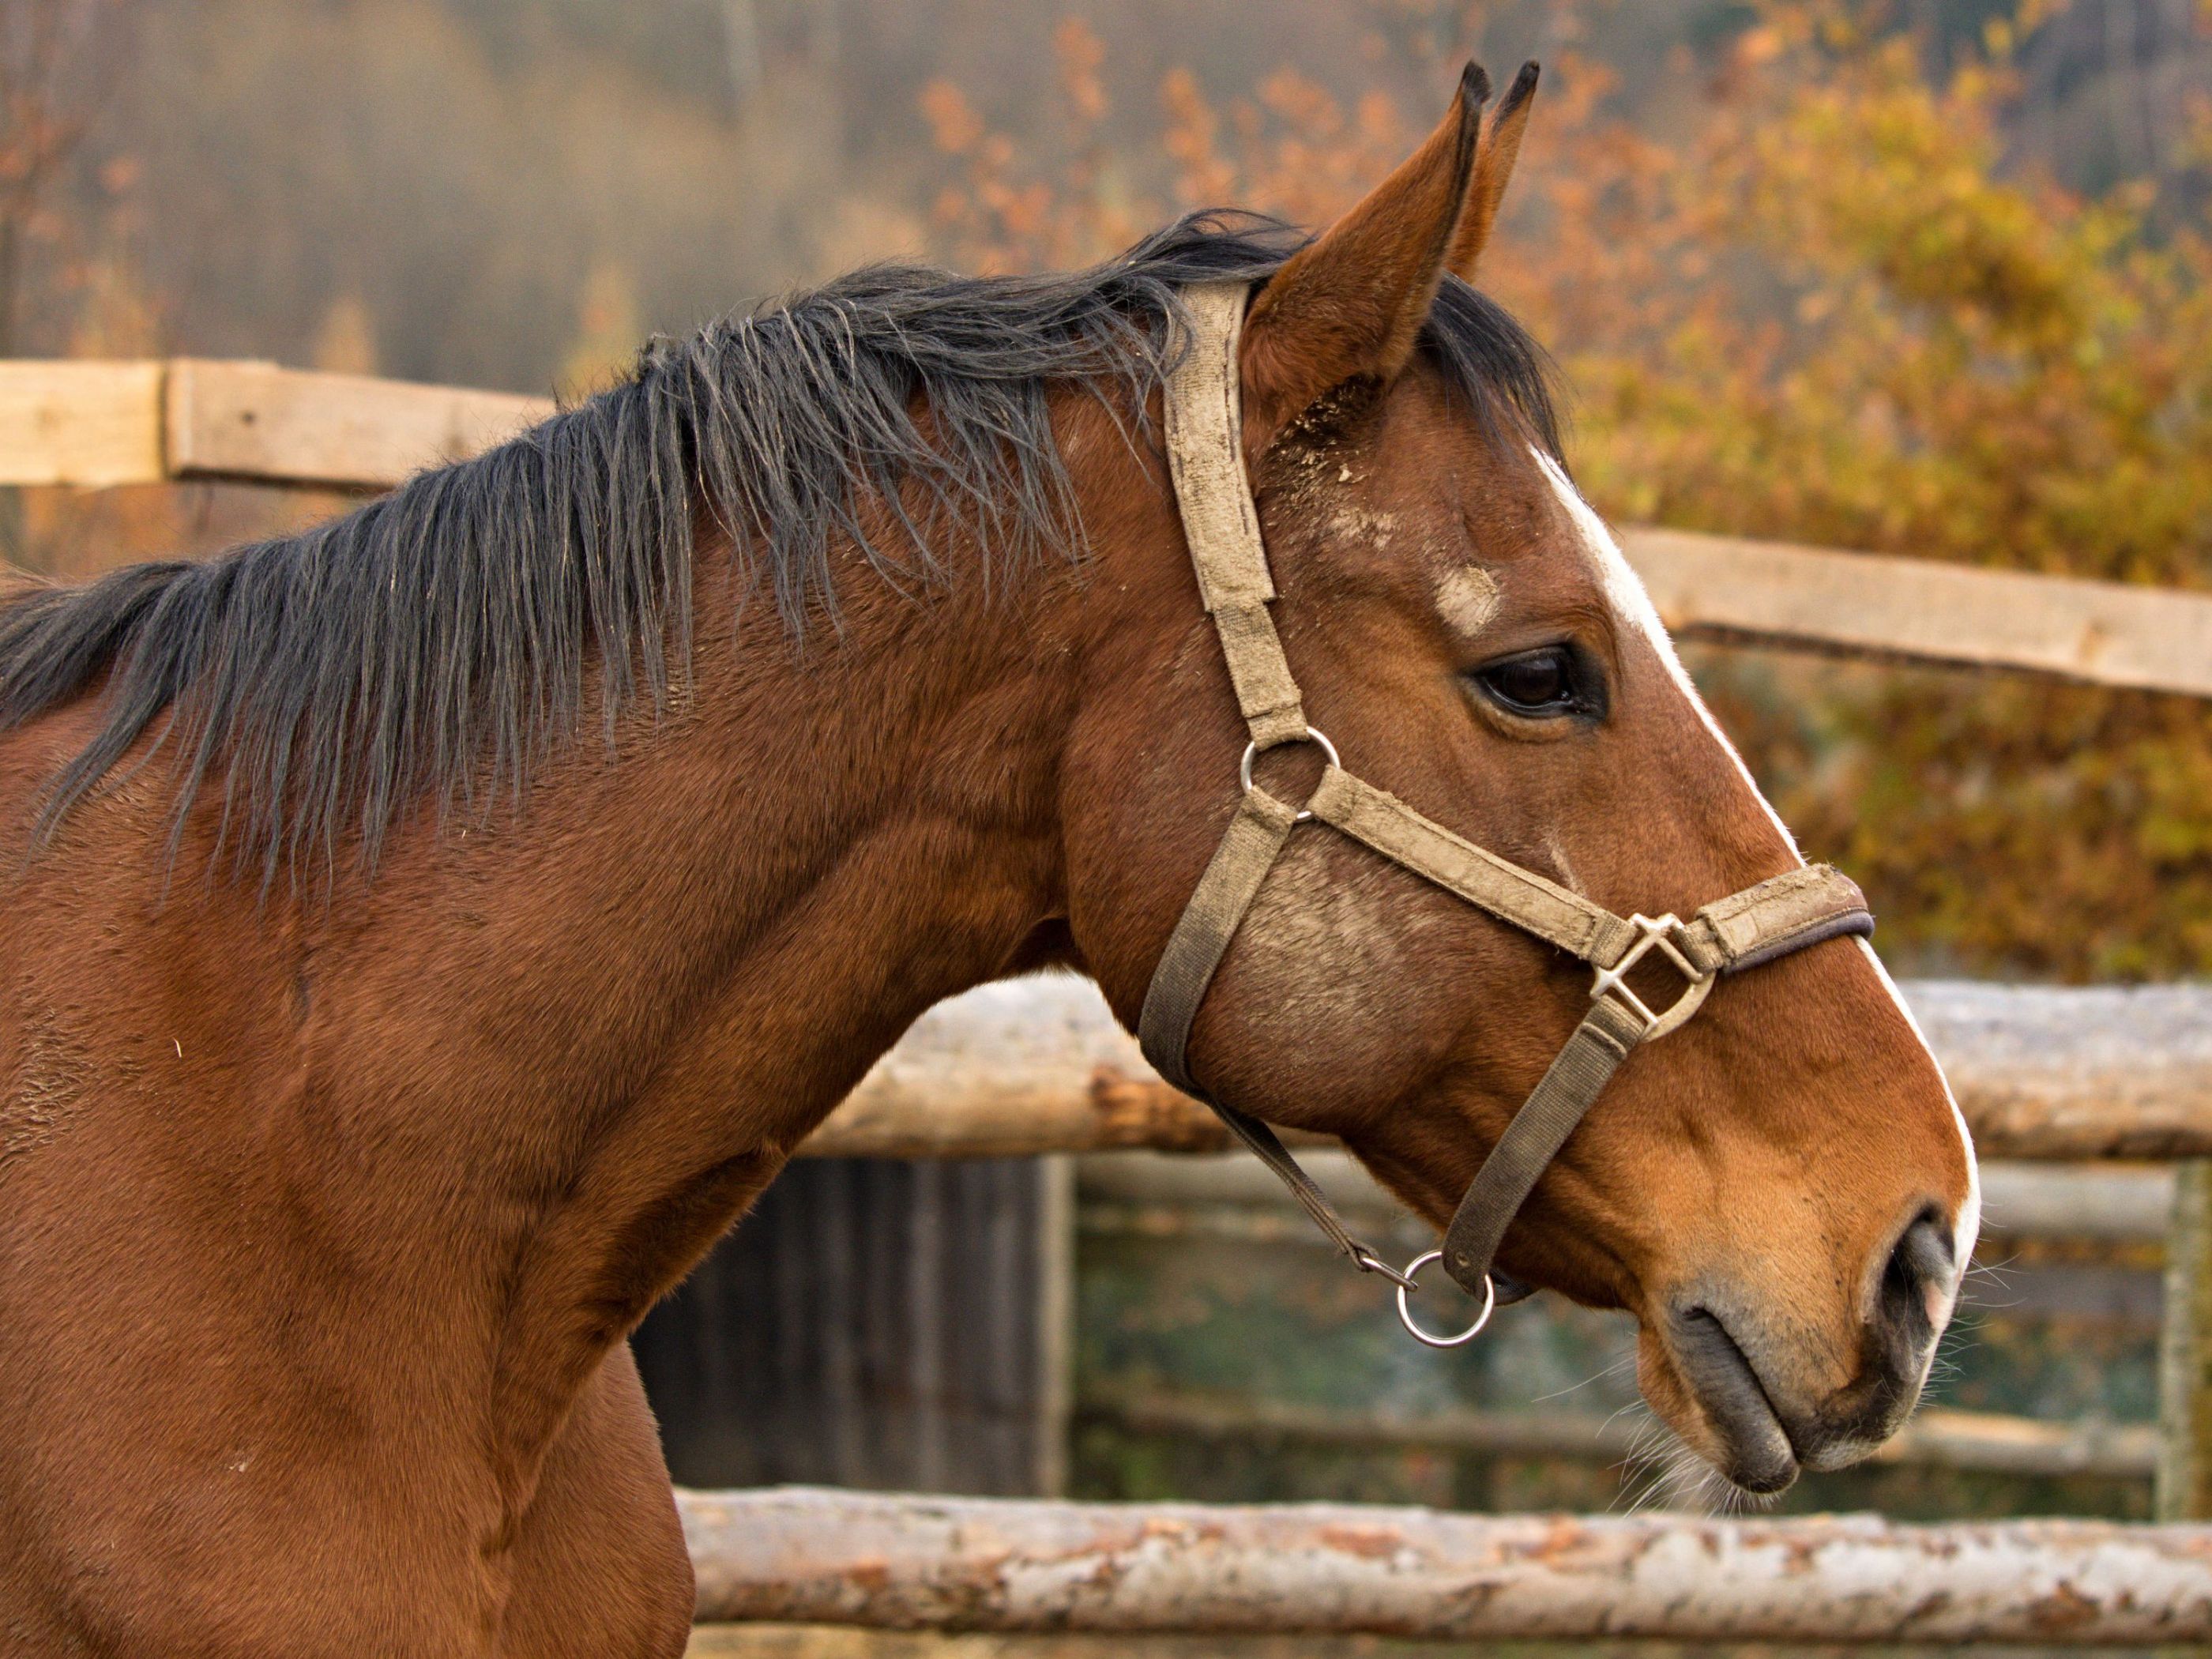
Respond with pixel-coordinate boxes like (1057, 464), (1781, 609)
(1589, 913), (1715, 1040)
(1393, 1249), (1496, 1349)
(1240, 728), (1339, 823)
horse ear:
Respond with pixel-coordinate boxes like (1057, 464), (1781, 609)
(1446, 61), (1537, 284)
(1239, 62), (1489, 453)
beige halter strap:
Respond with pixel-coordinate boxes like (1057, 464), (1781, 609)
(1138, 280), (1875, 1345)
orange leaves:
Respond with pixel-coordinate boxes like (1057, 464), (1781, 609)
(920, 81), (985, 156)
(921, 52), (1420, 273)
(1586, 7), (2212, 979)
(1159, 70), (1232, 212)
(1057, 19), (1108, 127)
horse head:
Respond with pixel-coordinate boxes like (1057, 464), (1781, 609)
(1066, 65), (1977, 1495)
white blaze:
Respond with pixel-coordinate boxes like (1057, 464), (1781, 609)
(1531, 447), (1800, 859)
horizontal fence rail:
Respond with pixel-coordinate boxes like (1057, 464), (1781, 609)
(800, 976), (2212, 1161)
(0, 357), (548, 491)
(678, 1489), (2212, 1645)
(1631, 525), (2212, 698)
(9, 359), (2212, 697)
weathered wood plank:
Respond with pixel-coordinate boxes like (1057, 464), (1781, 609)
(1912, 981), (2212, 1161)
(679, 1489), (2212, 1643)
(1624, 525), (2212, 697)
(796, 978), (1293, 1161)
(0, 360), (165, 487)
(164, 359), (552, 491)
(635, 1158), (1066, 1497)
(797, 977), (2212, 1163)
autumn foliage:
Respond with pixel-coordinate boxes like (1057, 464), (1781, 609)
(924, 2), (2212, 980)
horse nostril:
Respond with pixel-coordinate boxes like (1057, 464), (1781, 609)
(1878, 1208), (1954, 1352)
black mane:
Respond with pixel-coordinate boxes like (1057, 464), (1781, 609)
(0, 213), (1559, 885)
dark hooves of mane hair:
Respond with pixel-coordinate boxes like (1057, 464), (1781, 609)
(0, 210), (1559, 890)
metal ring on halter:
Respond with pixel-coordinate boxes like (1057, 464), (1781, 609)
(1239, 728), (1341, 823)
(1394, 1248), (1496, 1349)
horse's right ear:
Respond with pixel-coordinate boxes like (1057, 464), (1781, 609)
(1447, 61), (1538, 283)
(1238, 63), (1488, 454)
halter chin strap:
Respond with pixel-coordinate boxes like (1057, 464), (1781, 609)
(1138, 281), (1875, 1341)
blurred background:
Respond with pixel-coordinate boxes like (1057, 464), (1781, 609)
(7, 0), (2211, 1617)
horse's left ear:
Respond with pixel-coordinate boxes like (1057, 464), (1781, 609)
(1446, 60), (1538, 283)
(1239, 62), (1489, 453)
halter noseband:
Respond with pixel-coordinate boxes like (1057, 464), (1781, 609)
(1137, 282), (1875, 1347)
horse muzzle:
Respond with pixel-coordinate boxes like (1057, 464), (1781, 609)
(1650, 1206), (1964, 1494)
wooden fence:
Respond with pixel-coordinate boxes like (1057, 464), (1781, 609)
(11, 355), (2212, 1643)
(811, 974), (2212, 1564)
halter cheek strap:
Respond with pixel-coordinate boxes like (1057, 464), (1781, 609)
(1138, 281), (1875, 1345)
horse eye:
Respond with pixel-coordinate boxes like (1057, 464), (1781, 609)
(1473, 648), (1582, 717)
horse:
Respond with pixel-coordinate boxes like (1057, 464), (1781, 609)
(0, 62), (1976, 1657)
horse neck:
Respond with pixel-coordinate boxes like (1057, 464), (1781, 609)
(262, 472), (1115, 1501)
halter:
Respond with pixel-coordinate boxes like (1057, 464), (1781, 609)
(1138, 283), (1875, 1347)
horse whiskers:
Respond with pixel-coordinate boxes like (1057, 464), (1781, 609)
(1609, 1405), (1681, 1518)
(1607, 1402), (1792, 1518)
(1533, 1351), (1638, 1404)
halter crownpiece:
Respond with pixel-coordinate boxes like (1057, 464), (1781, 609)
(1138, 281), (1875, 1347)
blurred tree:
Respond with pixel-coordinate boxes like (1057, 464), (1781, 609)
(0, 0), (112, 356)
(721, 0), (763, 113)
(1493, 7), (2212, 977)
(0, 0), (115, 567)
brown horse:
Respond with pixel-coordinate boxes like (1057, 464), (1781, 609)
(0, 64), (1974, 1657)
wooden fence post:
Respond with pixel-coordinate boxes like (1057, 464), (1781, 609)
(2158, 1159), (2212, 1520)
(1034, 1155), (1075, 1498)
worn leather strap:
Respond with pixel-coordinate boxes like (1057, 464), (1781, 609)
(1301, 762), (1869, 1292)
(1441, 995), (1647, 1288)
(1136, 784), (1400, 1275)
(1680, 863), (1875, 976)
(1307, 769), (1871, 980)
(1163, 282), (1309, 750)
(1139, 788), (1300, 1097)
(1307, 766), (1638, 965)
(1142, 277), (1879, 1315)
